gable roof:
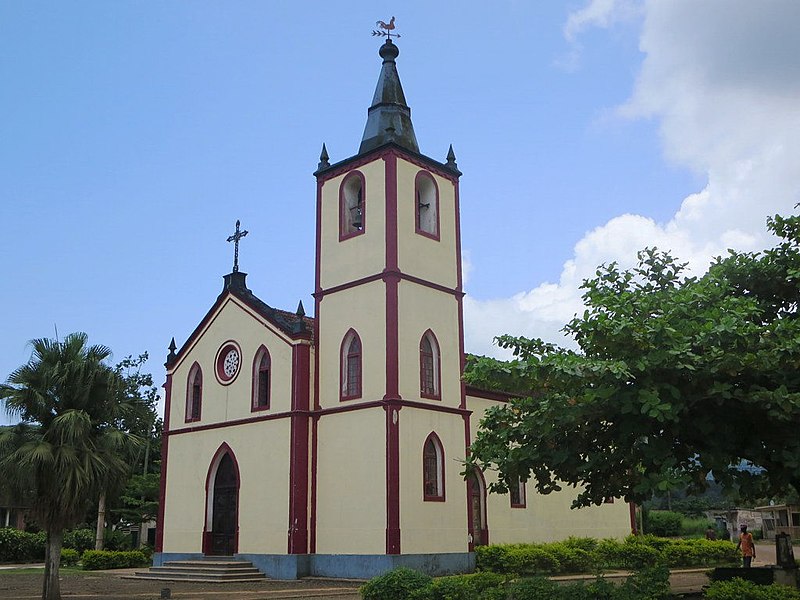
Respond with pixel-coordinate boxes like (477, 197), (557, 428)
(166, 271), (313, 369)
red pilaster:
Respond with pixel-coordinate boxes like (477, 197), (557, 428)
(288, 343), (311, 554)
(385, 403), (401, 554)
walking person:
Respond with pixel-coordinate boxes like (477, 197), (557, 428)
(736, 523), (756, 567)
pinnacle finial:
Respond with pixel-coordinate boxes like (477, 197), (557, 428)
(446, 144), (461, 174)
(296, 300), (306, 317)
(166, 337), (178, 366)
(318, 143), (330, 171)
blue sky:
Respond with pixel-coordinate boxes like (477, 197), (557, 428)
(2, 1), (799, 425)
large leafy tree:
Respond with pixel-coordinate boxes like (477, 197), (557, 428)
(466, 213), (800, 508)
(0, 333), (143, 600)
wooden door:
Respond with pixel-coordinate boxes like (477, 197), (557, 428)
(210, 454), (237, 555)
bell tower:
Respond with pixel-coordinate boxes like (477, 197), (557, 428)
(312, 37), (470, 560)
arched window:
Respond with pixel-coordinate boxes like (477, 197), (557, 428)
(419, 330), (441, 399)
(423, 433), (445, 501)
(415, 171), (439, 239)
(186, 362), (202, 423)
(340, 330), (362, 400)
(252, 346), (271, 411)
(340, 171), (366, 240)
(510, 478), (526, 508)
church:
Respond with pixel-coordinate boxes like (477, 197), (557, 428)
(154, 35), (632, 580)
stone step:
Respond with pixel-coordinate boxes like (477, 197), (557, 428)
(126, 557), (267, 583)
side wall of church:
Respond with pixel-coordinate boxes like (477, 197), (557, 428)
(399, 407), (468, 554)
(161, 423), (291, 554)
(467, 396), (632, 543)
(314, 408), (387, 554)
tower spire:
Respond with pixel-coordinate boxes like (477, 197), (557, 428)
(359, 30), (419, 155)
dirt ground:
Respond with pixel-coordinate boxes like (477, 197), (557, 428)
(0, 544), (782, 600)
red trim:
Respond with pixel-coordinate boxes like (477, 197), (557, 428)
(315, 269), (465, 300)
(422, 432), (445, 502)
(339, 329), (362, 401)
(455, 181), (468, 411)
(288, 343), (310, 554)
(419, 330), (442, 400)
(465, 385), (517, 402)
(168, 409), (297, 436)
(309, 415), (319, 554)
(251, 345), (271, 412)
(185, 362), (202, 423)
(414, 171), (440, 240)
(339, 171), (367, 241)
(384, 153), (401, 402)
(316, 144), (460, 186)
(470, 468), (489, 547)
(202, 443), (241, 555)
(314, 177), (322, 411)
(214, 340), (242, 385)
(629, 502), (638, 535)
(155, 374), (172, 552)
(385, 404), (401, 554)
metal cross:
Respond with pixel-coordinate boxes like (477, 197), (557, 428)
(226, 220), (249, 273)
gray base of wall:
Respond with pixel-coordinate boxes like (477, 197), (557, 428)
(153, 552), (475, 580)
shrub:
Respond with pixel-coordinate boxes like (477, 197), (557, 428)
(617, 565), (671, 599)
(408, 577), (479, 600)
(63, 529), (95, 553)
(476, 545), (511, 573)
(505, 546), (560, 576)
(360, 567), (432, 600)
(704, 578), (800, 600)
(646, 511), (683, 537)
(562, 536), (599, 552)
(81, 550), (148, 570)
(0, 528), (45, 562)
(103, 530), (133, 551)
(681, 517), (716, 538)
(505, 576), (559, 600)
(59, 548), (80, 567)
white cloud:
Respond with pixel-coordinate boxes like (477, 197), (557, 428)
(465, 0), (800, 359)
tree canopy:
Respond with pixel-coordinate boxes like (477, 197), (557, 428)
(0, 333), (148, 600)
(466, 212), (800, 508)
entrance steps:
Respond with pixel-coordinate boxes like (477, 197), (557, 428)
(127, 556), (267, 583)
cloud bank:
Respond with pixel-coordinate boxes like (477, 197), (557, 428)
(465, 0), (800, 358)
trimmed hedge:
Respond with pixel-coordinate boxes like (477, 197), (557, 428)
(475, 535), (739, 575)
(360, 567), (432, 600)
(81, 550), (149, 570)
(60, 548), (80, 567)
(704, 578), (800, 600)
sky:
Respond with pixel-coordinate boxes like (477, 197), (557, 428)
(2, 1), (799, 425)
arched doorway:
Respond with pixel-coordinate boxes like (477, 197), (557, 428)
(203, 445), (239, 556)
(469, 470), (488, 547)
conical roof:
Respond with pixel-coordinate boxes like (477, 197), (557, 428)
(359, 40), (419, 154)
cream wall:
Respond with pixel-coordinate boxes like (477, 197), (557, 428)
(319, 160), (386, 290)
(315, 409), (387, 554)
(397, 282), (461, 407)
(395, 159), (458, 289)
(168, 297), (295, 430)
(399, 407), (468, 554)
(162, 422), (291, 554)
(467, 395), (631, 544)
(316, 280), (386, 409)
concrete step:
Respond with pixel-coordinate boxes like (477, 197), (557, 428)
(126, 557), (267, 582)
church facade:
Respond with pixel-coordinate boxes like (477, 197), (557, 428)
(154, 39), (632, 580)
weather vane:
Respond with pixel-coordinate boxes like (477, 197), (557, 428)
(226, 219), (249, 273)
(373, 16), (400, 41)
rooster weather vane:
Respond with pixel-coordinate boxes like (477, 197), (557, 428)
(372, 16), (400, 41)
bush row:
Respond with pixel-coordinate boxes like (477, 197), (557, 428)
(360, 566), (674, 600)
(81, 550), (149, 570)
(475, 535), (740, 575)
(0, 528), (139, 564)
(704, 578), (800, 600)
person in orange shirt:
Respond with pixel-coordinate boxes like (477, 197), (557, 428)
(736, 523), (756, 567)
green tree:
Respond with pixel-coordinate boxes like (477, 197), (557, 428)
(466, 212), (800, 508)
(0, 333), (143, 600)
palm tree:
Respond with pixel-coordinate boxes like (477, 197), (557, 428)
(0, 333), (142, 600)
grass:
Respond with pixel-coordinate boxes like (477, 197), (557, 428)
(680, 517), (715, 538)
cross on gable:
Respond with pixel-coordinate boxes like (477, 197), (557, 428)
(226, 219), (249, 273)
